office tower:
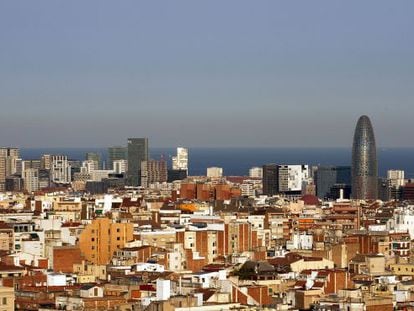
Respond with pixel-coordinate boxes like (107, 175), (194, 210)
(172, 147), (189, 174)
(127, 138), (148, 186)
(386, 170), (405, 201)
(387, 170), (405, 188)
(141, 159), (167, 187)
(23, 168), (39, 193)
(262, 164), (279, 196)
(113, 159), (128, 174)
(351, 115), (378, 200)
(262, 164), (309, 196)
(249, 167), (263, 179)
(278, 165), (309, 195)
(85, 152), (101, 170)
(108, 146), (127, 170)
(0, 148), (20, 191)
(315, 166), (351, 199)
(51, 155), (72, 184)
(41, 154), (52, 170)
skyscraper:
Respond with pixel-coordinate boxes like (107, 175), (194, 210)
(315, 166), (351, 199)
(172, 147), (188, 174)
(85, 152), (101, 170)
(127, 138), (148, 186)
(351, 115), (378, 200)
(0, 147), (20, 191)
(262, 164), (309, 197)
(262, 164), (278, 195)
(107, 146), (127, 170)
(23, 168), (39, 193)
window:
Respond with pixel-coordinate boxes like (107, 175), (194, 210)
(91, 238), (95, 242)
(2, 297), (7, 305)
(94, 288), (98, 296)
(117, 237), (120, 241)
(91, 246), (95, 250)
(117, 228), (120, 233)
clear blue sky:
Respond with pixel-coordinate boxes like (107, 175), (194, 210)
(0, 1), (413, 148)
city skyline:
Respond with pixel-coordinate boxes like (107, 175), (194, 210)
(1, 1), (414, 148)
(2, 2), (414, 309)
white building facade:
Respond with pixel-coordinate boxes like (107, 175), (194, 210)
(172, 147), (189, 173)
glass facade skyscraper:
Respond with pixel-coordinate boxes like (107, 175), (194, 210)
(351, 115), (378, 200)
(127, 138), (148, 186)
(108, 146), (127, 170)
(315, 166), (351, 199)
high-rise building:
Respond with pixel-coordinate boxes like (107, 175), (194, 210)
(141, 159), (168, 187)
(41, 154), (52, 170)
(387, 170), (405, 188)
(127, 138), (149, 186)
(0, 148), (20, 191)
(278, 165), (309, 195)
(15, 158), (23, 176)
(315, 166), (351, 199)
(262, 164), (309, 196)
(22, 160), (41, 172)
(81, 160), (99, 174)
(113, 159), (128, 174)
(249, 167), (263, 179)
(51, 155), (72, 185)
(172, 147), (189, 174)
(385, 170), (405, 201)
(108, 146), (127, 171)
(351, 115), (378, 200)
(38, 169), (50, 189)
(262, 164), (279, 196)
(23, 168), (39, 193)
(85, 152), (101, 170)
(207, 167), (223, 178)
(5, 175), (23, 192)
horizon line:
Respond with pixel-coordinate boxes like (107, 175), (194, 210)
(15, 145), (414, 149)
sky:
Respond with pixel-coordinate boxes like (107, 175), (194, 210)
(0, 1), (413, 148)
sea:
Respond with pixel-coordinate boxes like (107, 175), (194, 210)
(19, 147), (414, 178)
